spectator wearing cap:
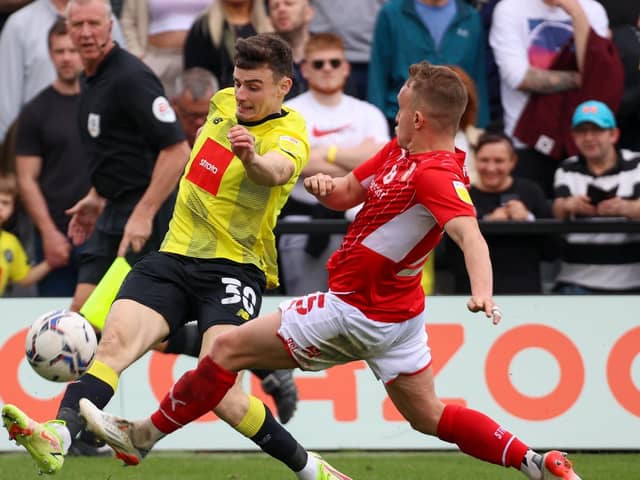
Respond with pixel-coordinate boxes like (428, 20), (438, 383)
(490, 0), (623, 199)
(552, 100), (640, 294)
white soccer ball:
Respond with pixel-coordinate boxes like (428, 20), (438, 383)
(25, 309), (98, 382)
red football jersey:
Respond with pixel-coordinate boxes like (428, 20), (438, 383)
(327, 138), (475, 322)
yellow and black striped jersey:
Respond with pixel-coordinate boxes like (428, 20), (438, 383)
(161, 87), (309, 288)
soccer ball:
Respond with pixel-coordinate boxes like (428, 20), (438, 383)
(25, 309), (98, 382)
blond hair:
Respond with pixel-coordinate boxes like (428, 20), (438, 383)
(407, 61), (468, 136)
(207, 0), (272, 48)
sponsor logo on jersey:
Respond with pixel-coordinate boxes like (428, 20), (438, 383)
(152, 96), (177, 123)
(3, 249), (12, 263)
(212, 117), (224, 124)
(87, 113), (100, 138)
(278, 135), (301, 158)
(185, 138), (234, 195)
(453, 180), (473, 205)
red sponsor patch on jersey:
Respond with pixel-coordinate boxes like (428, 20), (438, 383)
(186, 138), (234, 195)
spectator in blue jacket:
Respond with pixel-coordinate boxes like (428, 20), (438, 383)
(368, 0), (489, 134)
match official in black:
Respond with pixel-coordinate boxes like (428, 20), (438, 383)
(64, 0), (190, 313)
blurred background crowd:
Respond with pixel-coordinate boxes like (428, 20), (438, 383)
(0, 0), (639, 299)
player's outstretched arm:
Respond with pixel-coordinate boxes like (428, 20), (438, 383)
(304, 172), (366, 211)
(444, 215), (501, 325)
(228, 125), (296, 186)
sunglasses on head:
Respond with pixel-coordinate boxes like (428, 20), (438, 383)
(310, 58), (343, 70)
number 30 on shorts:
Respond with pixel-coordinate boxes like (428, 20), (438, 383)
(220, 277), (257, 316)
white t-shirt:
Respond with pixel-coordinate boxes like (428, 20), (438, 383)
(148, 0), (211, 35)
(286, 91), (389, 204)
(489, 0), (609, 141)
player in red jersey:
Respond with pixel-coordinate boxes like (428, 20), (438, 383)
(80, 61), (581, 480)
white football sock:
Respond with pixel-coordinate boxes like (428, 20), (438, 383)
(49, 423), (71, 455)
(520, 449), (543, 480)
(295, 451), (319, 480)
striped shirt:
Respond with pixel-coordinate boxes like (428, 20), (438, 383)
(554, 149), (640, 290)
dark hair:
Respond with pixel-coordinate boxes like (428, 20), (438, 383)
(407, 61), (468, 135)
(474, 131), (516, 156)
(0, 173), (18, 197)
(235, 33), (294, 80)
(48, 16), (69, 49)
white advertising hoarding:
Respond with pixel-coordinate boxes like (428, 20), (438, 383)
(0, 296), (638, 451)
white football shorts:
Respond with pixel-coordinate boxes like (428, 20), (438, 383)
(277, 292), (431, 384)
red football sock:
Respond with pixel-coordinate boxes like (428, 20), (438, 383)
(436, 404), (528, 468)
(150, 356), (237, 434)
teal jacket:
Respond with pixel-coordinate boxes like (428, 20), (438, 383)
(368, 0), (489, 127)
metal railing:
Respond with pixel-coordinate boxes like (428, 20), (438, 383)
(275, 218), (640, 235)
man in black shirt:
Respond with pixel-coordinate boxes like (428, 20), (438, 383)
(15, 18), (90, 297)
(63, 0), (190, 313)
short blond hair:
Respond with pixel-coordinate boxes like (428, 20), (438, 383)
(407, 61), (468, 135)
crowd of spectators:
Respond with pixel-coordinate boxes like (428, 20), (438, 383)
(0, 0), (639, 298)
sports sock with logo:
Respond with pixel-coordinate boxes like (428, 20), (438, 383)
(150, 355), (237, 434)
(436, 404), (529, 469)
(235, 395), (307, 472)
(57, 360), (119, 440)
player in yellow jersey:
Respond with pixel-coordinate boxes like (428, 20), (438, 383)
(3, 33), (350, 480)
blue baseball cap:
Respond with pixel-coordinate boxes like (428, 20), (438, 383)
(571, 100), (616, 129)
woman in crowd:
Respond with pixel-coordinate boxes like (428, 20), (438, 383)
(447, 132), (556, 294)
(184, 0), (272, 88)
(120, 0), (212, 96)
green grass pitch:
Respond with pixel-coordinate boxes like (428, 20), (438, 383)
(1, 451), (639, 479)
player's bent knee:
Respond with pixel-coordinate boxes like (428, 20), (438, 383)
(95, 327), (127, 358)
(210, 331), (244, 370)
(96, 317), (140, 361)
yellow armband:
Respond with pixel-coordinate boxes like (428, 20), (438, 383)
(326, 145), (338, 164)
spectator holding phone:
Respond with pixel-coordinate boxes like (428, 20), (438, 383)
(445, 131), (554, 294)
(552, 100), (640, 293)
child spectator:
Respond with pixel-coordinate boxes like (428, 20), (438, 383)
(0, 174), (50, 296)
